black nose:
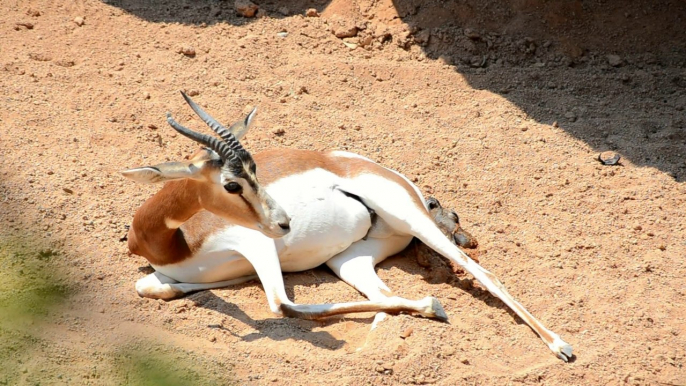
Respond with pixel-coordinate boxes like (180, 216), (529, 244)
(278, 222), (290, 231)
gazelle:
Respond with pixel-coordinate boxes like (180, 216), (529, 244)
(121, 92), (573, 361)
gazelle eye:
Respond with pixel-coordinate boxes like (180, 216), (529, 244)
(224, 182), (242, 194)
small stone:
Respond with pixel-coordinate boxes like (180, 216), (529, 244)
(235, 0), (258, 18)
(343, 41), (357, 50)
(143, 91), (151, 100)
(400, 327), (413, 339)
(564, 111), (577, 122)
(209, 336), (217, 342)
(552, 121), (559, 128)
(460, 357), (470, 365)
(359, 35), (374, 47)
(186, 89), (199, 97)
(180, 46), (196, 57)
(305, 8), (319, 17)
(607, 54), (622, 67)
(62, 187), (74, 194)
(331, 16), (358, 38)
(14, 22), (34, 30)
(464, 28), (480, 40)
(276, 31), (288, 38)
(277, 6), (289, 16)
(73, 16), (84, 26)
(272, 128), (285, 136)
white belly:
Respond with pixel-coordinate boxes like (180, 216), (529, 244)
(270, 169), (372, 271)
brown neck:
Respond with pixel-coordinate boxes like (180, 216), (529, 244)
(127, 179), (203, 266)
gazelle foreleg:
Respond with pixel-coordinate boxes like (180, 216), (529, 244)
(323, 235), (448, 327)
(135, 271), (258, 300)
(234, 228), (447, 321)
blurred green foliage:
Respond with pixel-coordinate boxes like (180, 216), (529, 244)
(0, 235), (236, 385)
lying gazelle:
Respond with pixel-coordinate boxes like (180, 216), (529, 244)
(121, 92), (573, 361)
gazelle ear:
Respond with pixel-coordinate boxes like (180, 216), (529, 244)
(120, 162), (203, 184)
(228, 107), (257, 140)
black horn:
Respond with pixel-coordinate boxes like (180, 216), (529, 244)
(166, 112), (237, 162)
(179, 91), (246, 153)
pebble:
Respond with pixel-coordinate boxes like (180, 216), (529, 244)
(331, 17), (358, 38)
(607, 54), (623, 67)
(272, 128), (285, 136)
(14, 22), (34, 30)
(73, 16), (84, 26)
(564, 111), (577, 122)
(460, 357), (470, 365)
(276, 32), (288, 38)
(235, 0), (258, 18)
(186, 89), (199, 97)
(305, 8), (319, 17)
(179, 46), (196, 57)
(464, 28), (480, 40)
(400, 327), (413, 339)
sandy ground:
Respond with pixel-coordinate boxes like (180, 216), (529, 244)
(1, 0), (685, 385)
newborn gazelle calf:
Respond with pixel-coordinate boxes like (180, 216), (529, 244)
(122, 92), (573, 361)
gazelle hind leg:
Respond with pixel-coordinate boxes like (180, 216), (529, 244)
(410, 215), (573, 361)
(341, 176), (572, 361)
(325, 236), (448, 324)
(135, 271), (257, 300)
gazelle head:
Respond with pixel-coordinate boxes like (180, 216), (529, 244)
(121, 91), (291, 238)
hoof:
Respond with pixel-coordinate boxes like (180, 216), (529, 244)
(419, 297), (449, 323)
(549, 336), (573, 362)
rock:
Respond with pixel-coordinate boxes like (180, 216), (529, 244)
(14, 22), (34, 30)
(28, 52), (51, 62)
(414, 29), (430, 46)
(235, 0), (258, 18)
(276, 32), (288, 38)
(272, 127), (285, 136)
(460, 357), (470, 365)
(277, 6), (289, 16)
(186, 89), (199, 97)
(305, 8), (319, 17)
(73, 16), (85, 26)
(330, 16), (358, 38)
(343, 41), (357, 50)
(607, 54), (623, 67)
(564, 111), (577, 122)
(464, 28), (480, 40)
(359, 34), (374, 48)
(179, 46), (196, 57)
(400, 327), (413, 339)
(54, 59), (75, 67)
